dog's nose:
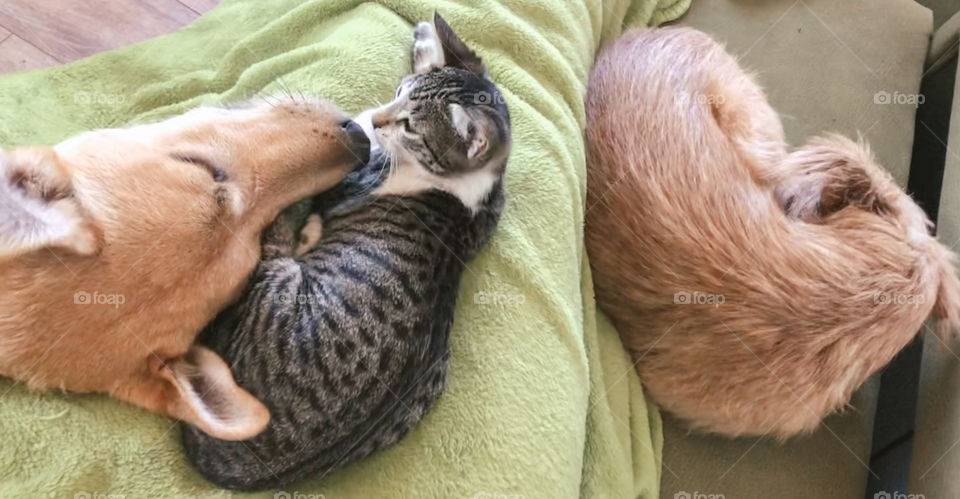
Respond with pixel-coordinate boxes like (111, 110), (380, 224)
(340, 119), (371, 165)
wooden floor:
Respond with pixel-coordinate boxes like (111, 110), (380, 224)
(0, 0), (220, 74)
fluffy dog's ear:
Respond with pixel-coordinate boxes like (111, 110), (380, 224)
(433, 12), (487, 77)
(151, 346), (270, 441)
(0, 147), (98, 258)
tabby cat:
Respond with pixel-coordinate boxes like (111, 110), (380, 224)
(181, 13), (511, 490)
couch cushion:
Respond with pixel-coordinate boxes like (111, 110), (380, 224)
(662, 0), (932, 497)
(661, 380), (879, 499)
(909, 333), (960, 496)
(909, 12), (960, 497)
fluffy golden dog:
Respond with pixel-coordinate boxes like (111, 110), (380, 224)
(0, 97), (369, 440)
(585, 28), (960, 438)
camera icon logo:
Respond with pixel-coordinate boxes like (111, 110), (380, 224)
(674, 291), (691, 305)
(874, 91), (891, 105)
(674, 492), (691, 499)
(74, 291), (92, 305)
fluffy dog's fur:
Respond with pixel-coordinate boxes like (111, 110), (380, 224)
(0, 97), (369, 440)
(585, 28), (960, 438)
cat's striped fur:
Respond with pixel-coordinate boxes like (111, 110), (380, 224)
(181, 13), (511, 490)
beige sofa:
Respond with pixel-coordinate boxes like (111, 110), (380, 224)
(659, 1), (941, 497)
(910, 9), (960, 499)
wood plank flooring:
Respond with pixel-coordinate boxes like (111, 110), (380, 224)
(0, 0), (220, 74)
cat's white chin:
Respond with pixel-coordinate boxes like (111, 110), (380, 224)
(373, 154), (499, 214)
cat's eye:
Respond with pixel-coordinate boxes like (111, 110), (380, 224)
(398, 118), (415, 134)
(172, 154), (228, 182)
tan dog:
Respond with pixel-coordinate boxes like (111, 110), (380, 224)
(585, 28), (960, 438)
(0, 97), (370, 440)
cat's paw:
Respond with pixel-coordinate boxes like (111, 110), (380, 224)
(413, 21), (444, 73)
(295, 214), (324, 256)
(261, 222), (295, 259)
(262, 200), (313, 259)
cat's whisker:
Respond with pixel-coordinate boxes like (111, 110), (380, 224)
(359, 154), (392, 197)
(387, 153), (399, 180)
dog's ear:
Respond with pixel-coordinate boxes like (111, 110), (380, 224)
(0, 147), (99, 258)
(433, 12), (486, 77)
(151, 346), (270, 441)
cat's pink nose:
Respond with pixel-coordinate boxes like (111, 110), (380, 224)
(371, 111), (391, 129)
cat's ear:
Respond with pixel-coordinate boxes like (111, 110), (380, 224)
(433, 12), (487, 77)
(0, 147), (99, 259)
(151, 346), (270, 441)
(449, 104), (490, 160)
(413, 21), (445, 73)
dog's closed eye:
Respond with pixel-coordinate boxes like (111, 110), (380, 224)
(171, 154), (228, 182)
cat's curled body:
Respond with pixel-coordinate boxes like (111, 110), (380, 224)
(181, 14), (511, 490)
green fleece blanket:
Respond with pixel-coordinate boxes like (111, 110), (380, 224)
(0, 0), (687, 496)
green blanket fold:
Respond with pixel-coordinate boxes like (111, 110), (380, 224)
(0, 0), (687, 497)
